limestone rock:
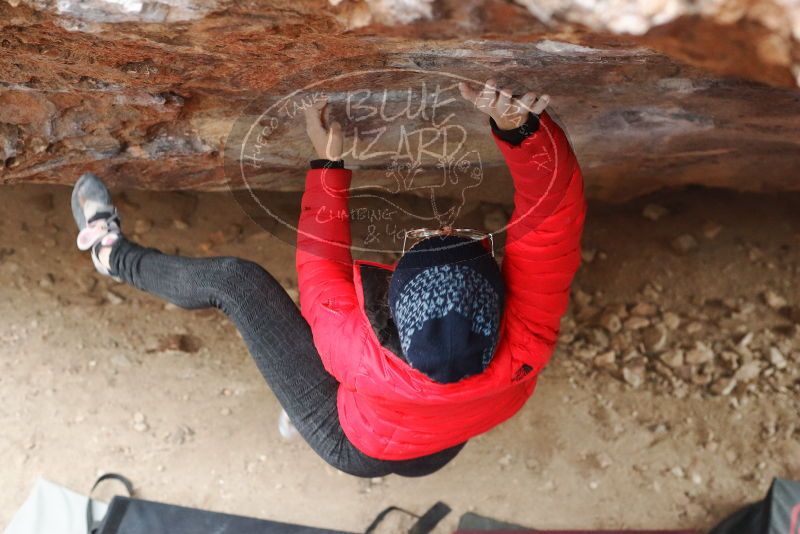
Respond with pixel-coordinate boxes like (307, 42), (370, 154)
(594, 350), (617, 368)
(735, 361), (762, 382)
(624, 316), (650, 331)
(599, 310), (622, 333)
(631, 302), (658, 317)
(686, 342), (714, 365)
(763, 290), (788, 310)
(623, 363), (646, 388)
(344, 0), (800, 88)
(769, 347), (787, 369)
(660, 349), (684, 368)
(0, 0), (799, 202)
(642, 324), (669, 353)
(512, 0), (800, 87)
(662, 312), (681, 330)
(710, 377), (737, 396)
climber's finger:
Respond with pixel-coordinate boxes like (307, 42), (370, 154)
(304, 95), (326, 116)
(496, 88), (513, 116)
(517, 92), (537, 114)
(303, 97), (328, 130)
(325, 121), (343, 160)
(475, 79), (498, 113)
(532, 94), (550, 115)
(304, 107), (323, 129)
(328, 120), (342, 147)
(458, 82), (479, 105)
(312, 94), (328, 110)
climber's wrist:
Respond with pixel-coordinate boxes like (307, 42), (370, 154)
(310, 159), (345, 169)
(490, 112), (540, 146)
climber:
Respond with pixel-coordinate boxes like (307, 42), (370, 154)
(70, 79), (585, 477)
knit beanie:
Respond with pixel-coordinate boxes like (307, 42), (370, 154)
(388, 235), (505, 383)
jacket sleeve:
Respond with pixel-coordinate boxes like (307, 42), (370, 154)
(296, 167), (364, 386)
(493, 111), (586, 377)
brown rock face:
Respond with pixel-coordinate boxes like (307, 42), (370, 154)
(0, 0), (798, 201)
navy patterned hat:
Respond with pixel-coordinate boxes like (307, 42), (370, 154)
(388, 235), (505, 383)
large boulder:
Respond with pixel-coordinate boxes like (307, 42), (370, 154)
(0, 0), (798, 201)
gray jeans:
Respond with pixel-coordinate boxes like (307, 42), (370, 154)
(109, 238), (465, 477)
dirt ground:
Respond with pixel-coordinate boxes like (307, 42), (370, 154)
(1, 183), (798, 533)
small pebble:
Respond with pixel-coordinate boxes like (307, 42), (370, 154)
(671, 234), (698, 253)
(594, 350), (616, 368)
(106, 290), (125, 305)
(686, 342), (714, 365)
(662, 312), (681, 330)
(660, 349), (684, 369)
(686, 321), (703, 334)
(642, 324), (668, 352)
(735, 362), (761, 382)
(643, 203), (669, 221)
(624, 316), (650, 330)
(763, 290), (787, 310)
(710, 377), (737, 396)
(483, 209), (508, 232)
(581, 247), (597, 263)
(631, 302), (658, 317)
(134, 219), (154, 234)
(622, 364), (645, 388)
(702, 221), (723, 239)
(769, 347), (787, 369)
(599, 311), (622, 333)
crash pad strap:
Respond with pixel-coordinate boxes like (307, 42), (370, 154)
(86, 473), (134, 534)
(365, 501), (451, 534)
(411, 502), (451, 534)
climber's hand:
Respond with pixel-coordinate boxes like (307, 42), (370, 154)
(303, 96), (343, 160)
(458, 79), (549, 131)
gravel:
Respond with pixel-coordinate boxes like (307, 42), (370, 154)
(562, 283), (800, 399)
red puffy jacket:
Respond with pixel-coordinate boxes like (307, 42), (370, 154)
(296, 111), (586, 461)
